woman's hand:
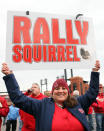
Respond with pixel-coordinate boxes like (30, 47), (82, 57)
(92, 60), (100, 72)
(1, 63), (12, 75)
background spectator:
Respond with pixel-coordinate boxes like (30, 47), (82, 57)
(87, 106), (94, 131)
(92, 84), (104, 131)
(0, 96), (9, 131)
(6, 104), (19, 131)
(73, 90), (79, 99)
(20, 83), (46, 131)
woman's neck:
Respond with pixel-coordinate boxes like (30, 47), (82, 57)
(55, 101), (64, 108)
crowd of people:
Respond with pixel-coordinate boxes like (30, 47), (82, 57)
(0, 60), (104, 131)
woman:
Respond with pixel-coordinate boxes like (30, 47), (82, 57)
(2, 61), (100, 131)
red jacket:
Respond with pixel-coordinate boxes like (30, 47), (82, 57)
(92, 93), (104, 113)
(88, 106), (93, 114)
(20, 93), (46, 131)
(0, 96), (9, 130)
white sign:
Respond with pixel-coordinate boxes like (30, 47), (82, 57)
(6, 11), (96, 70)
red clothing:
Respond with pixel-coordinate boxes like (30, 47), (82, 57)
(20, 93), (46, 131)
(88, 106), (93, 114)
(0, 96), (9, 130)
(92, 93), (104, 113)
(52, 104), (84, 131)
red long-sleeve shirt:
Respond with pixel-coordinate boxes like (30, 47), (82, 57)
(92, 93), (104, 113)
(0, 96), (9, 130)
(88, 106), (93, 114)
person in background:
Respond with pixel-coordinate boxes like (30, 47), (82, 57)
(92, 84), (104, 131)
(2, 61), (100, 131)
(19, 83), (47, 131)
(87, 106), (94, 131)
(73, 90), (79, 99)
(18, 89), (32, 131)
(0, 96), (9, 130)
(6, 104), (19, 131)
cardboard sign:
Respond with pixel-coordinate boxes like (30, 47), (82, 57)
(6, 11), (96, 70)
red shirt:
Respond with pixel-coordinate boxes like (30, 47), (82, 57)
(88, 106), (93, 114)
(0, 96), (9, 129)
(52, 104), (84, 131)
(92, 93), (104, 113)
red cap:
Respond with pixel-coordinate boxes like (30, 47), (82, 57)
(52, 79), (69, 94)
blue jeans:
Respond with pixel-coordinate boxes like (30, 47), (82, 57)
(95, 113), (104, 131)
(88, 114), (94, 131)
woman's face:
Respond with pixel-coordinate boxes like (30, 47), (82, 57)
(52, 86), (68, 104)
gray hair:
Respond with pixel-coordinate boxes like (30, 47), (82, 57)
(73, 90), (79, 96)
(32, 83), (40, 89)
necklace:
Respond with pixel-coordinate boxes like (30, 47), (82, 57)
(56, 103), (63, 109)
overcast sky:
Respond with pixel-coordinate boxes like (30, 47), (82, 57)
(0, 0), (104, 93)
